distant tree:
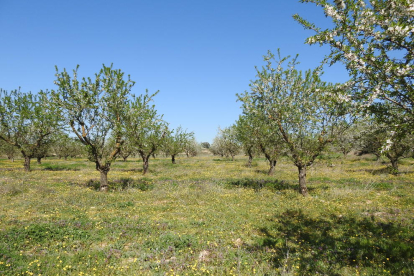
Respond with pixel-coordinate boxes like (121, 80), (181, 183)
(235, 114), (259, 167)
(53, 132), (83, 160)
(255, 119), (286, 175)
(210, 135), (226, 157)
(53, 64), (134, 191)
(239, 51), (351, 196)
(334, 121), (359, 157)
(0, 139), (18, 162)
(33, 142), (51, 164)
(0, 89), (60, 171)
(123, 91), (168, 174)
(357, 119), (412, 174)
(184, 138), (200, 157)
(119, 138), (136, 162)
(163, 126), (194, 164)
(215, 126), (241, 161)
(201, 142), (210, 149)
(356, 120), (384, 159)
(382, 130), (412, 175)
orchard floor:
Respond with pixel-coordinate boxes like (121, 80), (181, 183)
(0, 154), (413, 275)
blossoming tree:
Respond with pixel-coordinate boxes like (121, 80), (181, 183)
(294, 0), (414, 129)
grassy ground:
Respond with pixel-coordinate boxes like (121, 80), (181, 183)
(0, 154), (413, 275)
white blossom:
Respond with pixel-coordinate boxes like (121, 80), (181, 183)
(324, 5), (342, 21)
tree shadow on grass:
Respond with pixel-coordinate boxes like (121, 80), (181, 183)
(250, 209), (414, 275)
(225, 178), (299, 192)
(42, 165), (80, 171)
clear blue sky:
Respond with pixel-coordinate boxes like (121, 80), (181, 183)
(0, 0), (349, 143)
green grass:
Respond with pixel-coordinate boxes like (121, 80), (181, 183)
(0, 155), (413, 275)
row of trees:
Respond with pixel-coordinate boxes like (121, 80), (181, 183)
(0, 131), (84, 163)
(212, 0), (413, 196)
(0, 65), (196, 191)
(2, 0), (412, 195)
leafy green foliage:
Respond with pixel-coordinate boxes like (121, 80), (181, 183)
(163, 126), (194, 163)
(210, 126), (240, 160)
(239, 50), (352, 195)
(0, 89), (61, 171)
(53, 64), (135, 190)
(123, 91), (168, 174)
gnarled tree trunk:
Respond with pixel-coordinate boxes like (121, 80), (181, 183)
(268, 160), (277, 175)
(142, 156), (149, 175)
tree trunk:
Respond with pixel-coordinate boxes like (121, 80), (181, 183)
(99, 170), (109, 192)
(247, 154), (253, 167)
(298, 166), (308, 196)
(37, 157), (42, 165)
(142, 157), (149, 175)
(123, 156), (128, 162)
(171, 155), (176, 164)
(390, 159), (399, 175)
(64, 156), (67, 160)
(24, 156), (31, 172)
(268, 160), (277, 175)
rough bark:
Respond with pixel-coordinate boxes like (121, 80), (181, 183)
(99, 169), (109, 192)
(24, 156), (31, 172)
(142, 156), (149, 175)
(268, 160), (277, 175)
(247, 154), (253, 168)
(171, 155), (176, 164)
(298, 166), (308, 196)
(390, 159), (399, 175)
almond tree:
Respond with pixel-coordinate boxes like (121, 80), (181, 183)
(210, 135), (227, 157)
(235, 113), (284, 172)
(184, 138), (200, 157)
(218, 126), (241, 161)
(163, 126), (194, 164)
(119, 138), (136, 162)
(294, 0), (414, 130)
(53, 64), (134, 191)
(123, 91), (168, 174)
(255, 119), (285, 175)
(0, 139), (18, 162)
(239, 51), (351, 196)
(53, 132), (84, 160)
(0, 89), (60, 171)
(235, 115), (259, 167)
(358, 117), (412, 174)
